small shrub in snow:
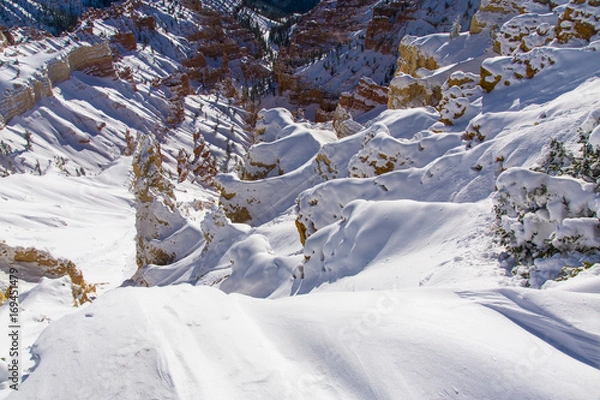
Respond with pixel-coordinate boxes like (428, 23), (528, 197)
(555, 261), (595, 282)
(449, 16), (461, 40)
(23, 130), (32, 151)
(494, 129), (600, 286)
(531, 139), (575, 177)
(533, 132), (600, 187)
(0, 140), (12, 155)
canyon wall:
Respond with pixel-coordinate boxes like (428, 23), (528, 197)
(0, 42), (115, 129)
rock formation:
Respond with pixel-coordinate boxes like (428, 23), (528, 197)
(177, 130), (218, 185)
(68, 42), (116, 77)
(388, 38), (444, 110)
(339, 76), (388, 116)
(469, 0), (524, 35)
(365, 1), (412, 54)
(0, 42), (115, 128)
(0, 242), (95, 305)
(132, 134), (186, 270)
(557, 0), (600, 44)
(0, 77), (53, 129)
(332, 105), (363, 138)
(111, 31), (137, 52)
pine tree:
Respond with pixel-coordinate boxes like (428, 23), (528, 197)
(450, 16), (461, 40)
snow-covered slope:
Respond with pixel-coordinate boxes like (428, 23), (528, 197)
(1, 0), (600, 398)
(13, 285), (600, 399)
(0, 0), (118, 35)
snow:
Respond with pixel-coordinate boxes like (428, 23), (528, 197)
(246, 109), (337, 177)
(1, 0), (600, 398)
(288, 0), (482, 97)
(0, 159), (136, 289)
(298, 200), (500, 295)
(12, 284), (600, 399)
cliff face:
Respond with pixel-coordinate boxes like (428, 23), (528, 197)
(339, 76), (388, 116)
(364, 1), (413, 54)
(273, 0), (382, 115)
(68, 42), (116, 77)
(47, 57), (72, 85)
(0, 42), (115, 129)
(131, 134), (186, 273)
(0, 77), (53, 129)
(273, 0), (480, 121)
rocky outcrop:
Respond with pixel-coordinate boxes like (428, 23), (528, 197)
(438, 72), (483, 126)
(388, 73), (443, 109)
(469, 0), (524, 35)
(68, 42), (116, 78)
(339, 76), (388, 116)
(240, 59), (271, 84)
(396, 40), (439, 78)
(0, 77), (53, 129)
(492, 0), (599, 54)
(151, 72), (192, 127)
(47, 57), (72, 85)
(177, 130), (218, 185)
(111, 31), (137, 52)
(183, 53), (207, 70)
(388, 37), (443, 109)
(192, 10), (256, 61)
(332, 105), (363, 138)
(480, 45), (557, 92)
(494, 12), (557, 54)
(365, 1), (412, 54)
(132, 134), (186, 270)
(0, 42), (116, 128)
(133, 15), (156, 31)
(159, 72), (192, 98)
(175, 7), (265, 93)
(557, 0), (600, 44)
(182, 0), (203, 12)
(0, 242), (95, 305)
(274, 52), (337, 112)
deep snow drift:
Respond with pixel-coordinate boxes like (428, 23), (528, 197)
(13, 285), (600, 399)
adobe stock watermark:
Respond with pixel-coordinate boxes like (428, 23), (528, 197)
(6, 267), (20, 391)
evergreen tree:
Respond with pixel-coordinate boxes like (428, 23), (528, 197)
(450, 16), (461, 40)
